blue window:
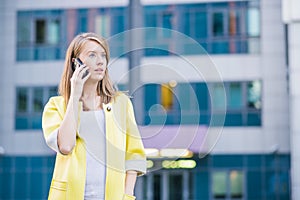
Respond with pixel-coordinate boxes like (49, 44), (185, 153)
(208, 81), (262, 126)
(162, 12), (173, 37)
(17, 10), (65, 61)
(143, 82), (182, 125)
(143, 82), (200, 125)
(144, 84), (160, 125)
(212, 12), (224, 37)
(142, 81), (261, 126)
(228, 83), (243, 109)
(144, 1), (260, 56)
(212, 170), (245, 199)
(144, 6), (175, 56)
(77, 9), (88, 33)
(192, 83), (209, 124)
(195, 12), (208, 39)
(94, 7), (126, 58)
(15, 86), (57, 130)
(194, 171), (209, 199)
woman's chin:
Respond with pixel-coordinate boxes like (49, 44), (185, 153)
(89, 74), (104, 82)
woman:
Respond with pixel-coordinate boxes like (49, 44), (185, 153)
(42, 32), (146, 200)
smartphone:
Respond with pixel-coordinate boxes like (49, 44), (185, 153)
(72, 58), (89, 78)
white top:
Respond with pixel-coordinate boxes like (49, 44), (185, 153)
(79, 110), (106, 200)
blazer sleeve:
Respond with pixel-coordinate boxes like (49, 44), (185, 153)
(42, 97), (64, 153)
(125, 97), (147, 175)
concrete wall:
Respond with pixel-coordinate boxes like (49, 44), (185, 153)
(289, 22), (300, 200)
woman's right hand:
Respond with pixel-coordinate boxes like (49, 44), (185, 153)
(70, 64), (90, 100)
(56, 64), (90, 155)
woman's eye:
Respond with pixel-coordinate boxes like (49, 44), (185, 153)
(89, 53), (96, 58)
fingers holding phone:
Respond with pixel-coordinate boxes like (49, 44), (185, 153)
(70, 58), (91, 100)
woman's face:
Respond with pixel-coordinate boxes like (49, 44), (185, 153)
(79, 40), (107, 81)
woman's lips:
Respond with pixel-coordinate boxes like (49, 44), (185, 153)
(95, 68), (104, 72)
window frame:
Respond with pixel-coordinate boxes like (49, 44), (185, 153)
(209, 81), (262, 126)
(15, 86), (57, 130)
(211, 169), (246, 200)
(16, 10), (65, 61)
(142, 81), (262, 126)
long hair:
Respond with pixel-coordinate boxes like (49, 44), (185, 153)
(58, 32), (116, 106)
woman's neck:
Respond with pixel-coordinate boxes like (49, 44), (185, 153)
(82, 81), (98, 99)
(81, 81), (102, 111)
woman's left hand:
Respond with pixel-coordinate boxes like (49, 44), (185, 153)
(123, 194), (136, 200)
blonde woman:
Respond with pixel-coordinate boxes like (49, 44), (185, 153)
(42, 32), (146, 200)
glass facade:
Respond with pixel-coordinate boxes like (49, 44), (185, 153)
(16, 1), (260, 61)
(143, 81), (262, 126)
(0, 156), (55, 199)
(15, 82), (261, 129)
(144, 1), (260, 55)
(1, 154), (287, 200)
(135, 154), (290, 200)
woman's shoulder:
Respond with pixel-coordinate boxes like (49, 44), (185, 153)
(43, 96), (66, 115)
(46, 96), (65, 107)
(113, 91), (131, 103)
(48, 96), (64, 102)
(114, 91), (130, 99)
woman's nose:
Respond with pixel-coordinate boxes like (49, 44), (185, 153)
(97, 55), (104, 65)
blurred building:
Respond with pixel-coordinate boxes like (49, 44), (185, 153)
(0, 0), (295, 199)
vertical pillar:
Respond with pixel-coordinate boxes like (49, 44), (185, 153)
(0, 1), (4, 153)
(283, 0), (300, 199)
(162, 171), (169, 200)
(183, 171), (189, 200)
(147, 174), (153, 200)
(128, 0), (144, 124)
(289, 22), (300, 200)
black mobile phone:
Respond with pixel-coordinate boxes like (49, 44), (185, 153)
(72, 58), (89, 78)
(72, 58), (83, 71)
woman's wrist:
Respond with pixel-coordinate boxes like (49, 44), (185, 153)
(124, 170), (137, 196)
(69, 94), (81, 102)
(124, 188), (134, 196)
(123, 193), (136, 200)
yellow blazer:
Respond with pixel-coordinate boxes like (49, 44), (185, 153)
(42, 93), (146, 200)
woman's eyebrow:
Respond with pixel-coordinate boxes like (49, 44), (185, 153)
(87, 50), (106, 54)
